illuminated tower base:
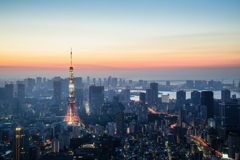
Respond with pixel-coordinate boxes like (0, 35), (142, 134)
(64, 104), (85, 127)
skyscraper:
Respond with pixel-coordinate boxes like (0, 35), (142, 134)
(139, 92), (146, 103)
(75, 88), (83, 107)
(111, 78), (117, 87)
(63, 50), (85, 127)
(186, 80), (194, 88)
(137, 102), (148, 124)
(119, 78), (122, 87)
(108, 90), (115, 101)
(220, 102), (240, 126)
(108, 76), (112, 86)
(228, 132), (240, 159)
(74, 77), (82, 89)
(53, 80), (61, 105)
(121, 89), (130, 103)
(178, 109), (186, 126)
(177, 90), (186, 108)
(146, 88), (152, 104)
(87, 76), (90, 85)
(139, 80), (143, 86)
(201, 91), (214, 119)
(221, 89), (230, 102)
(5, 84), (13, 102)
(36, 77), (42, 90)
(98, 78), (101, 86)
(150, 82), (158, 104)
(89, 85), (104, 106)
(13, 97), (21, 119)
(13, 127), (29, 160)
(16, 80), (23, 93)
(17, 83), (25, 104)
(27, 78), (35, 94)
(116, 111), (124, 135)
(191, 91), (200, 105)
(0, 87), (4, 100)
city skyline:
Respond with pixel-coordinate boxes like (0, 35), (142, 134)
(0, 0), (240, 80)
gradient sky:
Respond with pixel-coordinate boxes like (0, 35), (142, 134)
(0, 0), (240, 80)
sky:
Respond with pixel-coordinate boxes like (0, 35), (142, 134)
(0, 0), (240, 80)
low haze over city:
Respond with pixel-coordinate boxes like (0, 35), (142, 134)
(0, 1), (240, 160)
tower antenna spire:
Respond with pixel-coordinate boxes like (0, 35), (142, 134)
(70, 48), (72, 67)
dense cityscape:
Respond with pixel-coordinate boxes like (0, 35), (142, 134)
(0, 50), (239, 160)
(1, 0), (240, 160)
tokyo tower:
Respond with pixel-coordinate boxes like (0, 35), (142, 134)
(63, 49), (85, 127)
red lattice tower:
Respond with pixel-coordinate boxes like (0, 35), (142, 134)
(63, 49), (85, 127)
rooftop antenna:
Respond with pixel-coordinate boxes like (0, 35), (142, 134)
(70, 48), (72, 67)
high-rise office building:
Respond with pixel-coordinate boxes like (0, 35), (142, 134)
(108, 76), (112, 85)
(53, 80), (61, 105)
(27, 78), (35, 94)
(220, 102), (240, 126)
(195, 80), (203, 89)
(75, 88), (83, 107)
(200, 105), (207, 120)
(177, 90), (186, 108)
(104, 78), (107, 86)
(186, 80), (194, 88)
(139, 80), (143, 86)
(119, 78), (122, 87)
(43, 77), (46, 86)
(228, 132), (240, 159)
(29, 145), (40, 160)
(36, 77), (42, 90)
(137, 102), (148, 124)
(116, 111), (124, 135)
(13, 127), (29, 160)
(221, 89), (230, 102)
(108, 90), (115, 101)
(0, 87), (4, 100)
(93, 78), (96, 85)
(143, 81), (147, 87)
(13, 97), (21, 119)
(47, 79), (53, 90)
(191, 91), (200, 105)
(98, 78), (101, 86)
(89, 85), (104, 106)
(139, 92), (146, 103)
(178, 109), (186, 126)
(111, 78), (117, 87)
(16, 80), (23, 93)
(201, 91), (214, 119)
(121, 89), (130, 103)
(87, 76), (90, 85)
(161, 120), (168, 133)
(150, 82), (158, 104)
(74, 77), (82, 89)
(146, 88), (152, 104)
(5, 84), (13, 102)
(17, 84), (25, 104)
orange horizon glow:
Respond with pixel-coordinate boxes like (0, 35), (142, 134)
(1, 50), (240, 69)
